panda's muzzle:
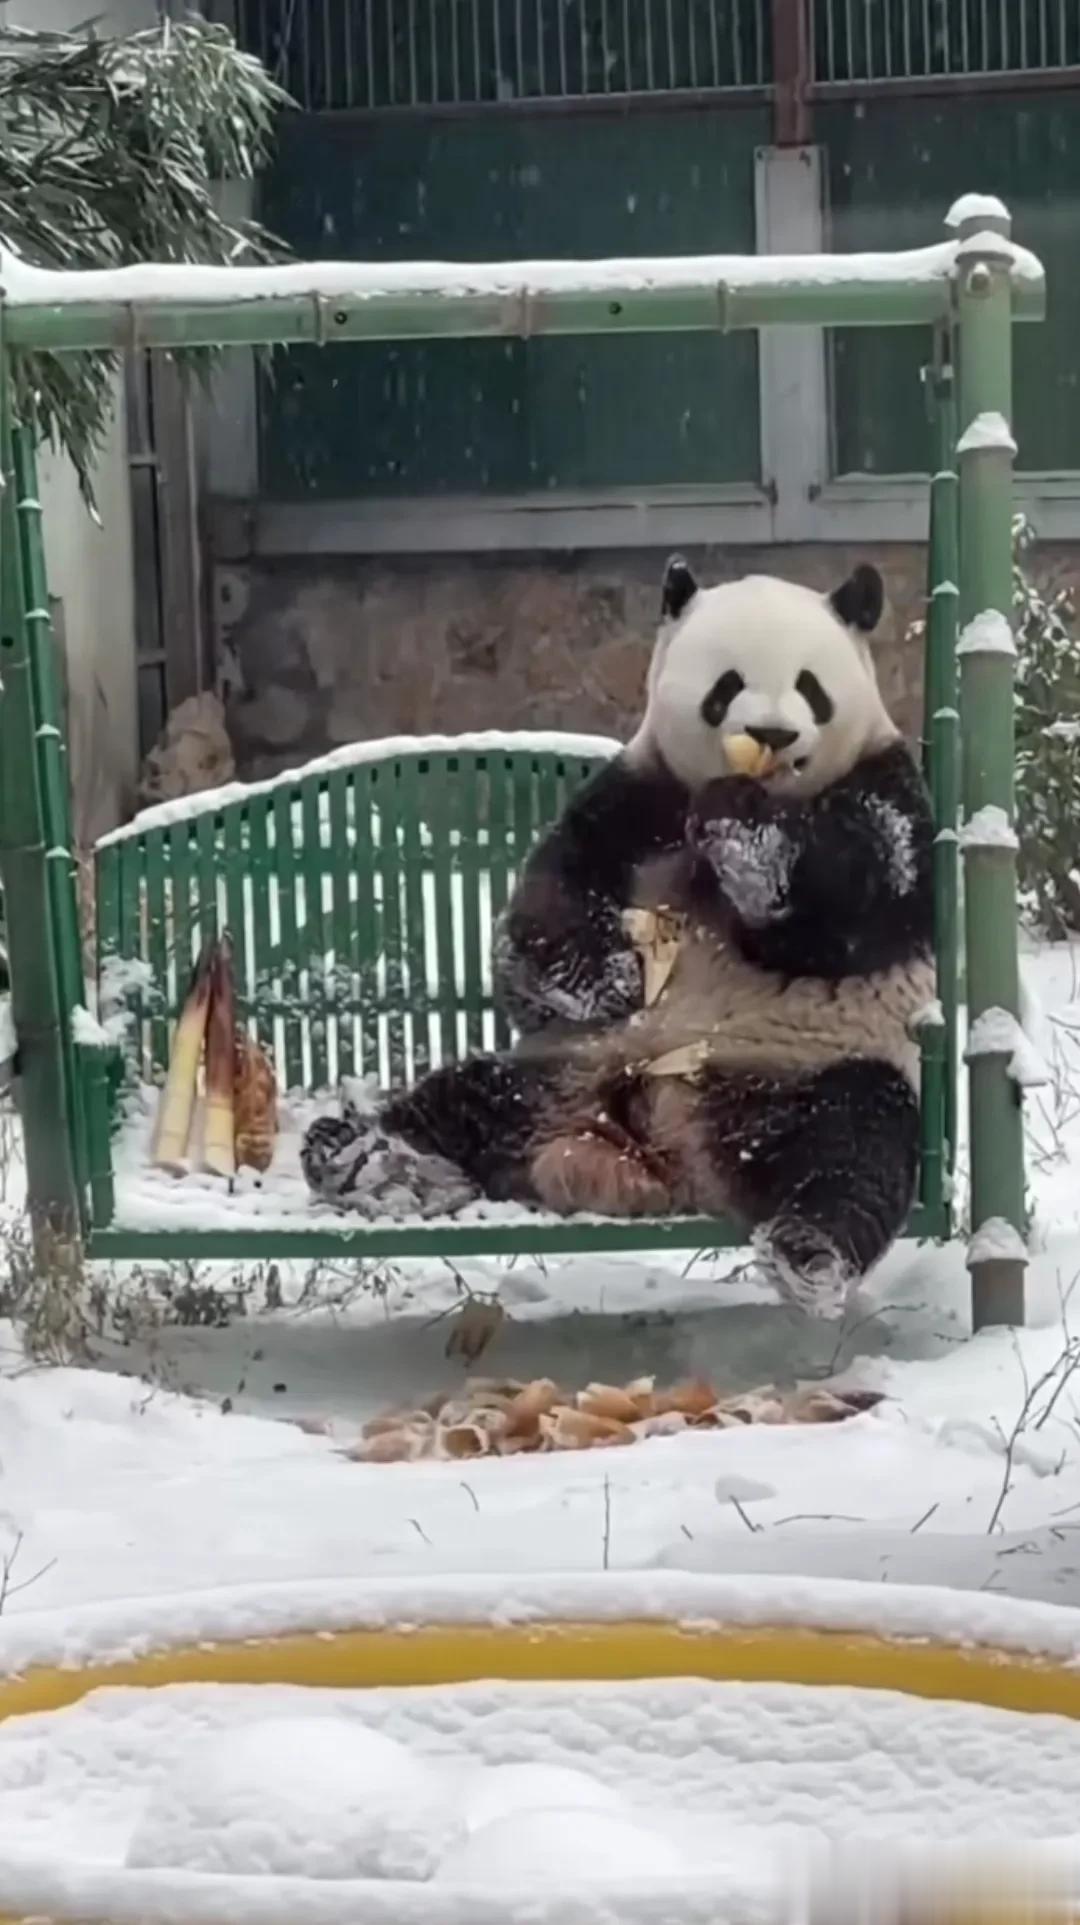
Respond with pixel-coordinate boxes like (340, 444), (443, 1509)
(745, 725), (799, 753)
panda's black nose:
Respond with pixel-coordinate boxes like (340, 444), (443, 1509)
(746, 724), (799, 752)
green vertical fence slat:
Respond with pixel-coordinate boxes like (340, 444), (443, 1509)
(397, 756), (431, 1078)
(300, 782), (328, 1088)
(487, 754), (512, 1050)
(79, 1042), (115, 1229)
(116, 837), (147, 1075)
(326, 772), (355, 1080)
(223, 808), (248, 1033)
(510, 754), (536, 876)
(246, 802), (275, 1055)
(272, 787), (303, 1089)
(353, 769), (380, 1082)
(167, 822), (194, 1019)
(375, 763), (407, 1086)
(456, 755), (484, 1056)
(95, 850), (121, 983)
(423, 755), (459, 1068)
(143, 831), (169, 1074)
(193, 812), (220, 952)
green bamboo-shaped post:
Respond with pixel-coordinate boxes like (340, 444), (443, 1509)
(0, 320), (81, 1258)
(953, 196), (1027, 1329)
(924, 348), (961, 1213)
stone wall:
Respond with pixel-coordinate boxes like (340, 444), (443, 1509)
(220, 542), (933, 779)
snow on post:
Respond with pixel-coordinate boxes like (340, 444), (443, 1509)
(965, 1006), (1049, 1089)
(955, 413), (1019, 459)
(956, 610), (1017, 658)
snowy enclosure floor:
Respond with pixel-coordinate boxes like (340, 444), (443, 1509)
(4, 1674), (1080, 1902)
(111, 1084), (584, 1235)
(5, 942), (1080, 1630)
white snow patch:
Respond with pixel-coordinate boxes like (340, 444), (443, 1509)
(127, 1715), (460, 1880)
(911, 999), (945, 1031)
(866, 797), (917, 896)
(931, 579), (958, 598)
(35, 723), (61, 739)
(99, 954), (155, 1004)
(956, 610), (1016, 657)
(946, 192), (1011, 229)
(956, 412), (1018, 457)
(959, 805), (1019, 852)
(0, 234), (1044, 313)
(71, 1004), (111, 1049)
(97, 729), (620, 848)
(6, 1672), (1080, 1914)
(0, 997), (14, 1066)
(968, 1218), (1027, 1267)
(965, 1007), (1049, 1087)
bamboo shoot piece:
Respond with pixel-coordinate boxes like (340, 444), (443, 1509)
(151, 941), (214, 1174)
(622, 906), (685, 1007)
(724, 733), (776, 779)
(202, 935), (236, 1178)
(234, 1034), (278, 1173)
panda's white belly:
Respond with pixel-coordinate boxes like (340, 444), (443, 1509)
(601, 852), (934, 1088)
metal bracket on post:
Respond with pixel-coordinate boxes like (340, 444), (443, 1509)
(952, 195), (1028, 1330)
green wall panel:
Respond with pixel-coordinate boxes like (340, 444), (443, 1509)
(257, 107), (765, 500)
(825, 95), (1080, 477)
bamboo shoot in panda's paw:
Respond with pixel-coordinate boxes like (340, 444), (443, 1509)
(151, 941), (214, 1174)
(201, 936), (236, 1179)
(234, 1034), (278, 1175)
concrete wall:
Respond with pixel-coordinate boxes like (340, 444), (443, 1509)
(219, 543), (930, 778)
(0, 0), (156, 842)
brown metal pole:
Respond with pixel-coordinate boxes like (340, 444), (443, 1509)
(772, 0), (812, 146)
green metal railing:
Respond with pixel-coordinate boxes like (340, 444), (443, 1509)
(0, 204), (1041, 1324)
(811, 0), (1080, 83)
(236, 0), (771, 110)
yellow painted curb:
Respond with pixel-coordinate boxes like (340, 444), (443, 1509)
(2, 1617), (1080, 1724)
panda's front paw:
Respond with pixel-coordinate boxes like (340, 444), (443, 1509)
(688, 781), (792, 929)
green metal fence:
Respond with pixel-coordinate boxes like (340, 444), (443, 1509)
(811, 0), (1080, 83)
(236, 0), (772, 110)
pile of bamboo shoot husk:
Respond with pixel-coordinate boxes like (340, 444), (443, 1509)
(151, 935), (278, 1178)
(340, 1374), (883, 1464)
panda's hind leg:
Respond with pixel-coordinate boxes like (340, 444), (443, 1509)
(698, 1059), (920, 1318)
(301, 1055), (550, 1219)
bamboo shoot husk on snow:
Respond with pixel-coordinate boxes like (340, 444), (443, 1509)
(151, 940), (214, 1174)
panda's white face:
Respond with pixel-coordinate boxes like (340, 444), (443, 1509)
(636, 565), (898, 800)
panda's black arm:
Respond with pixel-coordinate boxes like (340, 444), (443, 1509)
(690, 743), (935, 980)
(494, 754), (688, 1032)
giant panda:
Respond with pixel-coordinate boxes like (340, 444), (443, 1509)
(302, 558), (935, 1317)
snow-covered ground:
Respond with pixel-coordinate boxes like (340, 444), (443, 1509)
(1, 940), (1080, 1615)
(3, 943), (1080, 1911)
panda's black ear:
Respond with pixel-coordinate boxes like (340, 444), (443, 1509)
(830, 563), (884, 635)
(661, 555), (698, 622)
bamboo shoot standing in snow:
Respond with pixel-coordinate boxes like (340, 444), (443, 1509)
(151, 941), (214, 1173)
(234, 1034), (278, 1174)
(202, 935), (236, 1178)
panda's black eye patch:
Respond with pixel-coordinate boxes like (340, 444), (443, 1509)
(700, 669), (745, 728)
(796, 669), (834, 726)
